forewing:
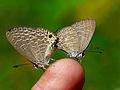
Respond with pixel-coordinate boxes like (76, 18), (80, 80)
(6, 27), (57, 66)
(57, 20), (96, 54)
(72, 20), (96, 52)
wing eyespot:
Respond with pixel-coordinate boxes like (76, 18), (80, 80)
(48, 34), (52, 38)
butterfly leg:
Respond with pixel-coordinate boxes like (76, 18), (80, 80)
(41, 65), (46, 71)
(50, 58), (55, 62)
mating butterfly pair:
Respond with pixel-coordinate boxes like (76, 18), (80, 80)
(6, 19), (96, 69)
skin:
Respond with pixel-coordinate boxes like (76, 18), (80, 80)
(32, 58), (85, 90)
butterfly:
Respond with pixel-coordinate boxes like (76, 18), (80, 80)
(6, 19), (96, 69)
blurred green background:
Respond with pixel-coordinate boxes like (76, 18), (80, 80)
(0, 0), (120, 90)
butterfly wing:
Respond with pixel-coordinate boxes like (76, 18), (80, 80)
(57, 20), (96, 57)
(6, 27), (57, 67)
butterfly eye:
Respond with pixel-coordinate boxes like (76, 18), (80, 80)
(8, 29), (11, 32)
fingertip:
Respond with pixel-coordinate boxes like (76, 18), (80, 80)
(32, 58), (85, 90)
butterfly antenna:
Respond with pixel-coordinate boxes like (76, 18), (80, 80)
(86, 50), (102, 54)
(13, 63), (31, 68)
